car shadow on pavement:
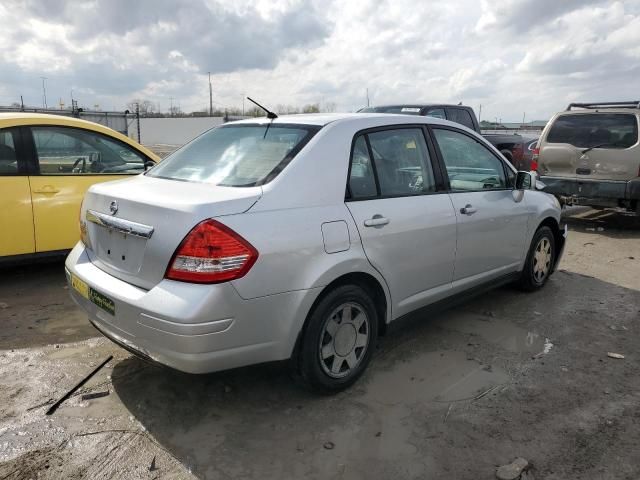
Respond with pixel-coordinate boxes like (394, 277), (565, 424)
(0, 259), (97, 349)
(110, 269), (640, 479)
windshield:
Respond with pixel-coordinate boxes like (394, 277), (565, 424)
(148, 124), (320, 186)
(360, 106), (423, 115)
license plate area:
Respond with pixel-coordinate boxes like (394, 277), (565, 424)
(71, 274), (115, 315)
(92, 227), (147, 274)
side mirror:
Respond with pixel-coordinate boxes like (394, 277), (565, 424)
(515, 171), (535, 190)
(144, 160), (155, 171)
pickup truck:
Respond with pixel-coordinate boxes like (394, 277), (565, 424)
(359, 104), (537, 170)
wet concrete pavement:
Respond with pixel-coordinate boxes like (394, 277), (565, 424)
(0, 208), (639, 479)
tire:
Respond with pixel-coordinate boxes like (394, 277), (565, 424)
(518, 226), (556, 291)
(294, 284), (378, 394)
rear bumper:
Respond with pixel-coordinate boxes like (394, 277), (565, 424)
(65, 243), (319, 374)
(540, 176), (640, 203)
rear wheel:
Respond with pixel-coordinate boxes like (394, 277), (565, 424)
(518, 226), (556, 291)
(294, 284), (378, 393)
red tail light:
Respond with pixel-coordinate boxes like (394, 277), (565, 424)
(531, 147), (540, 172)
(166, 219), (258, 284)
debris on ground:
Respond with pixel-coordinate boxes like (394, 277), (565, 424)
(149, 455), (158, 472)
(46, 355), (113, 415)
(609, 325), (627, 331)
(323, 441), (335, 450)
(81, 390), (110, 401)
(0, 302), (8, 309)
(607, 352), (625, 359)
(444, 404), (453, 422)
(496, 457), (529, 480)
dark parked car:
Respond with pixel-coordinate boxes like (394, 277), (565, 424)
(359, 104), (537, 169)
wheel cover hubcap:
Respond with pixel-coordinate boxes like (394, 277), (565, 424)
(532, 237), (552, 283)
(319, 302), (370, 379)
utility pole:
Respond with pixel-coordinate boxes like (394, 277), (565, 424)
(366, 88), (370, 107)
(20, 95), (24, 111)
(40, 76), (48, 109)
(208, 72), (213, 116)
(241, 94), (245, 116)
(478, 104), (482, 123)
(135, 102), (141, 143)
(522, 112), (526, 126)
(169, 97), (174, 116)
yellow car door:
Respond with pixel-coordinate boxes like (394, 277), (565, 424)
(0, 127), (35, 257)
(27, 125), (152, 253)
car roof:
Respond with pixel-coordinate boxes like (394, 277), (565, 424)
(366, 104), (468, 108)
(228, 112), (460, 128)
(0, 112), (160, 161)
(557, 108), (640, 115)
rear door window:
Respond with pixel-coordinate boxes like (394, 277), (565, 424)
(348, 136), (377, 198)
(368, 128), (436, 196)
(0, 128), (20, 175)
(547, 114), (638, 149)
(149, 124), (320, 186)
(348, 128), (437, 199)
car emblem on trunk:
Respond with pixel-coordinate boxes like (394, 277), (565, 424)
(109, 200), (118, 216)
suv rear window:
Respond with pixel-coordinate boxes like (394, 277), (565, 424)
(148, 124), (319, 186)
(547, 114), (638, 149)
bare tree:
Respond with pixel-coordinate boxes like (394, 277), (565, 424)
(302, 103), (320, 113)
(126, 99), (156, 115)
(321, 102), (337, 113)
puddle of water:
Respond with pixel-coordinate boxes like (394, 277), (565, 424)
(438, 313), (546, 354)
(364, 350), (509, 405)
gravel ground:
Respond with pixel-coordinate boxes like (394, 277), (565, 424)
(0, 207), (638, 479)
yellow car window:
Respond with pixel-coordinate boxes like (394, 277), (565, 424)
(32, 127), (147, 175)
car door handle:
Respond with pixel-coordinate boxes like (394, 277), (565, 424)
(364, 215), (389, 227)
(460, 204), (477, 215)
(33, 185), (60, 194)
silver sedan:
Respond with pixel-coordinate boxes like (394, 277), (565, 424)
(66, 113), (566, 393)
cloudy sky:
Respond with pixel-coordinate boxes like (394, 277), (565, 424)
(1, 0), (639, 121)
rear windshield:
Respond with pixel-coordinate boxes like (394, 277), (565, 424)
(360, 106), (423, 115)
(148, 124), (320, 186)
(547, 113), (638, 149)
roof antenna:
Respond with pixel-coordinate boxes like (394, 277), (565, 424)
(246, 97), (277, 119)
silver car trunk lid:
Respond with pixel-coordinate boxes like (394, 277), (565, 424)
(82, 175), (261, 290)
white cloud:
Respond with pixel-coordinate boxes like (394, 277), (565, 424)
(0, 0), (639, 120)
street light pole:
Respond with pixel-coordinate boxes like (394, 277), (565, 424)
(208, 72), (213, 117)
(41, 77), (48, 109)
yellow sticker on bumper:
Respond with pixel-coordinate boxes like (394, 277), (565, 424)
(71, 274), (89, 299)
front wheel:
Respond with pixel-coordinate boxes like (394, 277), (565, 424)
(294, 284), (378, 394)
(518, 226), (556, 291)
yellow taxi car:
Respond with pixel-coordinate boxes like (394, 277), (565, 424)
(0, 113), (159, 261)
